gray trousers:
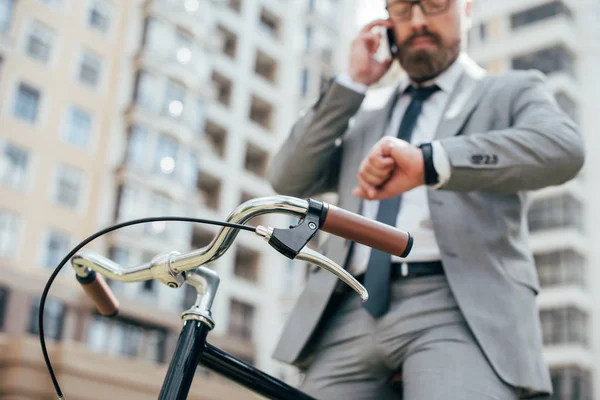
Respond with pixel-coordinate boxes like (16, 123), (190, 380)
(299, 275), (519, 400)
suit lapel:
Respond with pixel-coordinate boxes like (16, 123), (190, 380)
(434, 58), (490, 140)
(362, 86), (402, 157)
(345, 86), (401, 216)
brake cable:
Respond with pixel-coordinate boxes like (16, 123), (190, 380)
(39, 216), (256, 399)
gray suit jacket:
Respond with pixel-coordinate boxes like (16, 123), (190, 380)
(267, 55), (585, 396)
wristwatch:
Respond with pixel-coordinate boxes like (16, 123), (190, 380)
(418, 143), (439, 186)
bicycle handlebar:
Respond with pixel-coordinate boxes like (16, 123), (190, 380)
(321, 204), (412, 258)
(75, 270), (119, 316)
(71, 195), (413, 313)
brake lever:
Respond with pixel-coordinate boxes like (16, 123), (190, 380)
(295, 247), (368, 303)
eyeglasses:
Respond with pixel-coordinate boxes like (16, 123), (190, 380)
(386, 0), (452, 21)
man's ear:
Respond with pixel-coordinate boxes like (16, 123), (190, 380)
(465, 0), (473, 17)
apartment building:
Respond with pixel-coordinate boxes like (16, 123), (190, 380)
(467, 1), (599, 399)
(0, 0), (360, 398)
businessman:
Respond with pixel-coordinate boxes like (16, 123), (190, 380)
(267, 0), (585, 398)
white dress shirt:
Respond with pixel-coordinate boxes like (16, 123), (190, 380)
(336, 55), (467, 276)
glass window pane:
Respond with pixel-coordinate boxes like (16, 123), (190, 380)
(154, 135), (178, 176)
(13, 83), (40, 123)
(126, 125), (149, 169)
(64, 106), (92, 148)
(43, 229), (71, 268)
(0, 0), (14, 33)
(79, 50), (101, 87)
(0, 209), (20, 258)
(55, 164), (84, 208)
(1, 143), (29, 189)
(29, 296), (65, 340)
(26, 20), (54, 63)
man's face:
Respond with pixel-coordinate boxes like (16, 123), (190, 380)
(387, 0), (468, 82)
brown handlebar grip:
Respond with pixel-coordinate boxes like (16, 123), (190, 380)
(76, 270), (119, 317)
(320, 204), (413, 258)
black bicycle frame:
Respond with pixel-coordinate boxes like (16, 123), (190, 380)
(158, 318), (315, 400)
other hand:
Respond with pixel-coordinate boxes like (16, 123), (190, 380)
(348, 19), (394, 86)
(353, 137), (425, 200)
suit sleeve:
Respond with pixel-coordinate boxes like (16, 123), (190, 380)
(438, 70), (585, 193)
(267, 81), (365, 198)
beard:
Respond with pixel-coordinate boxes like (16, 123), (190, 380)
(396, 31), (461, 83)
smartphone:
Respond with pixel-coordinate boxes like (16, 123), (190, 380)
(386, 28), (398, 56)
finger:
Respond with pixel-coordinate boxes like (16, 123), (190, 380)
(369, 154), (395, 170)
(363, 161), (393, 181)
(360, 19), (394, 33)
(361, 169), (389, 187)
(352, 186), (369, 199)
(357, 173), (377, 199)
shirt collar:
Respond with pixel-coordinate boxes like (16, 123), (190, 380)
(398, 51), (467, 95)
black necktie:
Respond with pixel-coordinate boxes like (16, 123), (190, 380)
(362, 84), (440, 318)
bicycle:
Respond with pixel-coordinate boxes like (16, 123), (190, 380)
(39, 195), (413, 399)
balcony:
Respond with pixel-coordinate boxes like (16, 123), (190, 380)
(144, 0), (215, 41)
(469, 14), (577, 65)
(136, 20), (212, 94)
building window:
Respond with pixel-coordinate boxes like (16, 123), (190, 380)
(134, 70), (157, 110)
(0, 209), (20, 259)
(304, 26), (313, 53)
(63, 106), (92, 149)
(39, 0), (63, 7)
(249, 96), (273, 130)
(29, 296), (65, 341)
(54, 164), (84, 209)
(301, 68), (310, 97)
(0, 0), (14, 33)
(175, 28), (193, 65)
(1, 142), (29, 190)
(163, 80), (185, 118)
(13, 83), (40, 124)
(479, 23), (487, 40)
(43, 229), (71, 268)
(78, 50), (102, 87)
(204, 120), (227, 158)
(227, 0), (241, 13)
(154, 134), (178, 177)
(258, 9), (280, 39)
(527, 194), (583, 233)
(540, 307), (588, 346)
(244, 143), (269, 177)
(512, 45), (575, 77)
(511, 1), (572, 30)
(88, 0), (113, 34)
(228, 299), (254, 340)
(535, 249), (585, 288)
(554, 91), (578, 123)
(0, 287), (9, 331)
(211, 72), (232, 107)
(550, 366), (592, 400)
(145, 192), (170, 237)
(179, 149), (198, 189)
(117, 184), (144, 221)
(88, 315), (168, 363)
(126, 125), (149, 169)
(25, 20), (55, 63)
(217, 25), (237, 58)
(255, 50), (277, 83)
(234, 246), (260, 282)
(197, 172), (221, 210)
